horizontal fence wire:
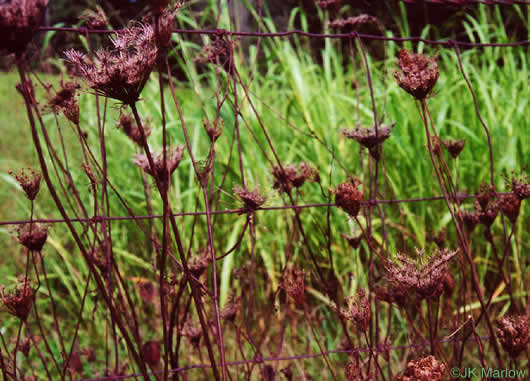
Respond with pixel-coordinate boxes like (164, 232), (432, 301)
(38, 26), (530, 47)
(0, 192), (516, 226)
(75, 336), (492, 381)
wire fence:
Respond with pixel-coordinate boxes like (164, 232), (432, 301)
(1, 1), (528, 380)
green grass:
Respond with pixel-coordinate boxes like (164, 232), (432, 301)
(0, 2), (528, 379)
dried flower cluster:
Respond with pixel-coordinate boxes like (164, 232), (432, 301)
(1, 278), (35, 321)
(385, 248), (457, 301)
(281, 266), (305, 306)
(441, 138), (466, 159)
(0, 0), (49, 55)
(9, 168), (41, 201)
(204, 119), (223, 142)
(48, 81), (80, 124)
(496, 314), (528, 359)
(221, 295), (241, 322)
(315, 0), (342, 11)
(133, 145), (185, 192)
(195, 36), (234, 72)
(137, 280), (156, 303)
(66, 25), (157, 104)
(396, 355), (446, 381)
(335, 181), (364, 218)
(342, 289), (371, 332)
(272, 162), (319, 194)
(79, 6), (108, 29)
(341, 232), (364, 249)
(394, 49), (439, 99)
(117, 113), (152, 146)
(141, 341), (161, 367)
(149, 6), (180, 49)
(475, 183), (499, 227)
(16, 223), (47, 251)
(233, 186), (266, 213)
(187, 249), (211, 278)
(181, 320), (202, 346)
(344, 355), (363, 381)
(328, 15), (378, 31)
(342, 123), (394, 159)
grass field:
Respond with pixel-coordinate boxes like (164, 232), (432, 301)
(0, 2), (528, 380)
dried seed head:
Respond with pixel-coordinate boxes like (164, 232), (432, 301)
(16, 223), (47, 251)
(280, 365), (293, 381)
(65, 24), (157, 104)
(79, 6), (108, 29)
(47, 81), (80, 124)
(16, 336), (31, 357)
(221, 296), (240, 322)
(233, 186), (266, 213)
(476, 183), (496, 211)
(441, 138), (466, 159)
(272, 163), (319, 194)
(133, 145), (185, 192)
(9, 168), (41, 201)
(511, 175), (530, 200)
(181, 320), (202, 346)
(374, 283), (409, 308)
(316, 0), (342, 11)
(328, 15), (378, 31)
(461, 210), (479, 233)
(195, 36), (235, 72)
(204, 120), (223, 142)
(141, 341), (161, 367)
(137, 280), (156, 303)
(188, 249), (211, 278)
(342, 289), (371, 333)
(117, 113), (152, 146)
(344, 355), (363, 381)
(396, 355), (446, 381)
(281, 266), (305, 306)
(341, 232), (363, 249)
(430, 228), (446, 250)
(88, 245), (109, 272)
(1, 278), (35, 321)
(385, 248), (457, 301)
(335, 181), (363, 218)
(342, 123), (394, 160)
(67, 351), (84, 375)
(394, 49), (439, 100)
(476, 199), (498, 227)
(500, 193), (521, 224)
(496, 314), (528, 359)
(150, 5), (181, 48)
(0, 0), (49, 55)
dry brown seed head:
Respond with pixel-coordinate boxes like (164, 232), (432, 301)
(394, 49), (439, 100)
(385, 248), (457, 301)
(79, 6), (108, 29)
(195, 36), (235, 72)
(1, 278), (35, 321)
(233, 186), (266, 213)
(65, 24), (157, 104)
(461, 210), (479, 233)
(476, 183), (496, 210)
(316, 0), (342, 11)
(48, 81), (80, 124)
(476, 199), (498, 227)
(221, 296), (240, 322)
(281, 266), (305, 306)
(137, 280), (156, 303)
(342, 123), (394, 160)
(500, 193), (521, 224)
(16, 223), (47, 251)
(441, 138), (466, 159)
(9, 168), (41, 201)
(0, 0), (49, 55)
(342, 289), (371, 333)
(117, 112), (152, 146)
(133, 145), (185, 191)
(396, 355), (446, 381)
(188, 249), (211, 278)
(205, 119), (224, 142)
(335, 181), (363, 218)
(67, 351), (84, 375)
(271, 163), (318, 193)
(181, 320), (202, 346)
(328, 14), (378, 31)
(141, 341), (161, 367)
(341, 232), (363, 249)
(496, 314), (529, 359)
